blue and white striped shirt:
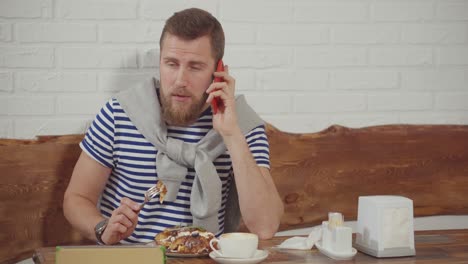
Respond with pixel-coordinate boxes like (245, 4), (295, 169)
(80, 98), (270, 243)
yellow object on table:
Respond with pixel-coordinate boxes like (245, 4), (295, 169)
(55, 245), (166, 264)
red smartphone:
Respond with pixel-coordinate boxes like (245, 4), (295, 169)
(212, 59), (224, 114)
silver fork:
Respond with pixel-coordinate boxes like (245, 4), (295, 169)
(139, 184), (161, 209)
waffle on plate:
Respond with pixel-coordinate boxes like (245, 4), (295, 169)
(155, 226), (216, 255)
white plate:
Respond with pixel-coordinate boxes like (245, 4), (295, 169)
(166, 252), (209, 258)
(209, 249), (269, 264)
(315, 241), (357, 260)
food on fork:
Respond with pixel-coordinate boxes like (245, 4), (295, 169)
(154, 225), (216, 254)
(156, 181), (167, 204)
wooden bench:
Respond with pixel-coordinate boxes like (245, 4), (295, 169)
(1, 124), (468, 263)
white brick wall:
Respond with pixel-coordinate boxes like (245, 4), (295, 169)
(17, 72), (97, 92)
(141, 0), (218, 20)
(436, 2), (468, 20)
(0, 23), (12, 42)
(0, 47), (54, 68)
(0, 72), (13, 92)
(370, 47), (433, 66)
(222, 1), (293, 23)
(0, 96), (55, 115)
(57, 0), (138, 20)
(368, 92), (433, 111)
(295, 93), (367, 113)
(295, 2), (368, 22)
(371, 2), (433, 22)
(401, 24), (467, 44)
(258, 24), (328, 45)
(0, 0), (52, 18)
(100, 23), (163, 43)
(331, 25), (399, 44)
(0, 119), (12, 138)
(17, 23), (96, 43)
(57, 94), (111, 115)
(60, 47), (138, 68)
(258, 70), (328, 91)
(1, 0), (468, 138)
(437, 47), (468, 65)
(331, 70), (398, 90)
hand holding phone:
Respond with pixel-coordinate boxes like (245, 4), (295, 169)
(212, 59), (224, 114)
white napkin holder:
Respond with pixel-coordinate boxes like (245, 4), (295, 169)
(277, 212), (357, 260)
(355, 195), (416, 258)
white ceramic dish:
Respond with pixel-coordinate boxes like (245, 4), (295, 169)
(166, 252), (209, 258)
(209, 249), (269, 264)
(315, 241), (357, 260)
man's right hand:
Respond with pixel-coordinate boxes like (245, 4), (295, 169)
(101, 197), (140, 245)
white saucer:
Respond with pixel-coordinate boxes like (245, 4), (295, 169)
(209, 249), (269, 264)
(315, 241), (357, 260)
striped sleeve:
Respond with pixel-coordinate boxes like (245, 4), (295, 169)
(80, 99), (116, 168)
(245, 125), (270, 169)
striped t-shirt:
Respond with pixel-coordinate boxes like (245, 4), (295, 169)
(80, 98), (270, 243)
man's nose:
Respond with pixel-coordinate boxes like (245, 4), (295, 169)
(175, 68), (188, 87)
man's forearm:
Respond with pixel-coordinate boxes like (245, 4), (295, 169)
(63, 193), (105, 242)
(223, 128), (284, 239)
(64, 152), (111, 242)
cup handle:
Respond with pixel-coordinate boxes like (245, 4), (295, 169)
(210, 238), (222, 256)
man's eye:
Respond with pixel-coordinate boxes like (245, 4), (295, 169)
(190, 66), (201, 71)
(166, 62), (176, 67)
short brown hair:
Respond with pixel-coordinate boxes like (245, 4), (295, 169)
(159, 8), (225, 63)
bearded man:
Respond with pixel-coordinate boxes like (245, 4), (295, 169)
(63, 8), (283, 245)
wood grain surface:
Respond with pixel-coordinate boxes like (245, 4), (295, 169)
(1, 124), (468, 263)
(0, 135), (90, 264)
(33, 229), (468, 264)
(263, 124), (468, 231)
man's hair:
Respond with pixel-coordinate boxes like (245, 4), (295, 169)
(159, 8), (225, 63)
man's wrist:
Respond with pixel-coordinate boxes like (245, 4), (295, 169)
(94, 218), (109, 245)
(221, 127), (244, 148)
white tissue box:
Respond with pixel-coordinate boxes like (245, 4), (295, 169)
(355, 195), (415, 258)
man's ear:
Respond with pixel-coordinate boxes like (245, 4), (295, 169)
(153, 77), (160, 88)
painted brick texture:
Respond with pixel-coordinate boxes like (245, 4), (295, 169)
(1, 0), (467, 138)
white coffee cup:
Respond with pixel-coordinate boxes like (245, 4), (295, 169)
(209, 232), (258, 259)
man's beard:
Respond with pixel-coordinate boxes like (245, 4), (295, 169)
(160, 87), (208, 126)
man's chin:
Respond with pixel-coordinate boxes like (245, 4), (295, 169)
(164, 108), (198, 126)
(161, 96), (209, 126)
